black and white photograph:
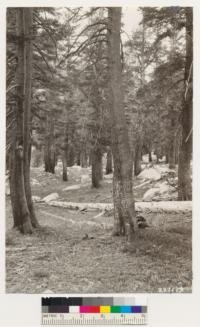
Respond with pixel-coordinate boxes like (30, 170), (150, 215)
(5, 5), (193, 295)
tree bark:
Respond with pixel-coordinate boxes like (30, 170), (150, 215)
(67, 144), (75, 167)
(168, 141), (176, 169)
(91, 147), (102, 188)
(106, 147), (113, 174)
(44, 115), (56, 174)
(178, 8), (193, 200)
(10, 8), (34, 233)
(148, 150), (152, 163)
(23, 8), (39, 228)
(107, 7), (137, 239)
(77, 151), (81, 166)
(134, 141), (142, 176)
(81, 148), (88, 168)
(62, 150), (68, 181)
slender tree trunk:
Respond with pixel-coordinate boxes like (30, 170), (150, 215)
(107, 7), (137, 239)
(178, 8), (193, 200)
(81, 148), (88, 168)
(148, 150), (152, 163)
(10, 8), (33, 233)
(77, 151), (81, 166)
(134, 141), (142, 176)
(91, 147), (102, 188)
(67, 144), (75, 167)
(168, 140), (176, 169)
(62, 150), (68, 181)
(106, 147), (113, 174)
(44, 116), (56, 174)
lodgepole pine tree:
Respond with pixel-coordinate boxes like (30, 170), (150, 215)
(9, 8), (39, 233)
(107, 8), (137, 239)
(178, 7), (193, 200)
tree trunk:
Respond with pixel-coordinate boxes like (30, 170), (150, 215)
(44, 116), (56, 174)
(107, 7), (137, 239)
(23, 8), (39, 228)
(168, 141), (176, 169)
(106, 148), (113, 174)
(62, 151), (68, 181)
(44, 145), (56, 173)
(81, 149), (88, 168)
(134, 141), (142, 176)
(77, 151), (81, 166)
(148, 150), (152, 163)
(178, 8), (193, 200)
(67, 144), (75, 167)
(10, 8), (34, 233)
(91, 148), (102, 188)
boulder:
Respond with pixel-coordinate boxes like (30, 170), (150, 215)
(143, 188), (160, 201)
(139, 167), (161, 181)
(43, 193), (59, 202)
(63, 185), (81, 191)
(81, 174), (90, 184)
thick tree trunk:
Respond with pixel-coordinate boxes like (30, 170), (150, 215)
(106, 148), (113, 174)
(91, 148), (102, 188)
(10, 8), (33, 233)
(107, 8), (137, 239)
(178, 8), (193, 200)
(23, 8), (39, 228)
(134, 141), (142, 176)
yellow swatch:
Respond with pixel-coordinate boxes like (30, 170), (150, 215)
(100, 306), (111, 314)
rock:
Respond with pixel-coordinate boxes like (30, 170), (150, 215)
(143, 182), (176, 201)
(81, 174), (90, 184)
(43, 193), (59, 202)
(139, 167), (161, 181)
(63, 185), (81, 191)
(31, 178), (41, 186)
(32, 196), (42, 203)
(143, 188), (160, 201)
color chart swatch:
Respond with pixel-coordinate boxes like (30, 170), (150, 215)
(42, 297), (147, 325)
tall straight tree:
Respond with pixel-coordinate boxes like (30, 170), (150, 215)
(178, 8), (193, 200)
(107, 7), (137, 239)
(9, 8), (39, 233)
(23, 8), (39, 227)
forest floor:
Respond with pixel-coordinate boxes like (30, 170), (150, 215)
(6, 163), (192, 293)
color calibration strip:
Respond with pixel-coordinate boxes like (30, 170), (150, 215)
(42, 297), (147, 325)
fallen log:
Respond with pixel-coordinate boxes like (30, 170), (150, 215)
(48, 200), (192, 213)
